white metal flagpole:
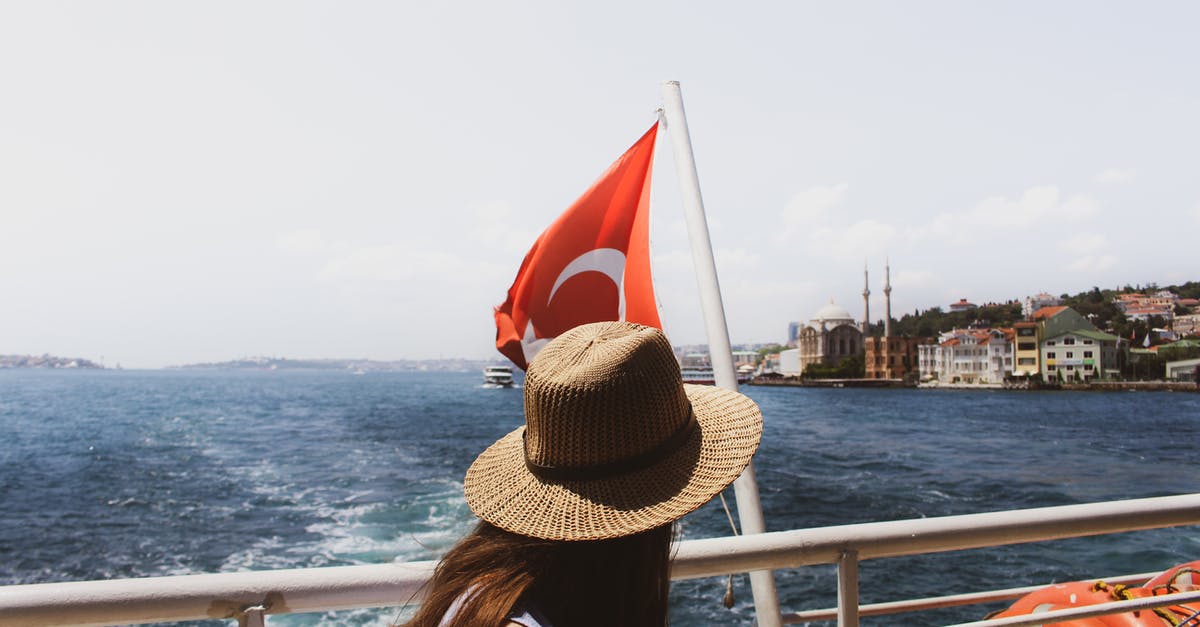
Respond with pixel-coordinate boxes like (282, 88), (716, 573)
(660, 80), (782, 627)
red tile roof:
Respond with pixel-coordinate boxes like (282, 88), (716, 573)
(1032, 306), (1068, 320)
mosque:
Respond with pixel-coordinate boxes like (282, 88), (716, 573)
(788, 261), (922, 380)
(796, 300), (863, 371)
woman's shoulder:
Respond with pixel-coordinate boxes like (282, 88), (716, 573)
(438, 588), (552, 627)
(506, 605), (553, 627)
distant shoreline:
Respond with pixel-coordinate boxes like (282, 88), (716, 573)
(748, 376), (1198, 392)
(168, 356), (500, 373)
(0, 354), (103, 369)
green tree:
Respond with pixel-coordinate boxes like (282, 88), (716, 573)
(802, 354), (865, 379)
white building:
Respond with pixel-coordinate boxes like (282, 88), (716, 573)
(1166, 358), (1200, 382)
(1022, 292), (1061, 318)
(919, 328), (1013, 384)
(778, 348), (801, 376)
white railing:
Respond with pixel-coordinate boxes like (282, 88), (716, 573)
(2, 493), (1198, 627)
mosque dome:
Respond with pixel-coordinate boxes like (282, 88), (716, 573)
(811, 301), (855, 324)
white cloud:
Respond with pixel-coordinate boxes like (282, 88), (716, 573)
(952, 186), (1096, 230)
(1092, 168), (1138, 185)
(805, 219), (897, 261)
(1191, 203), (1200, 225)
(777, 183), (849, 242)
(771, 183), (900, 261)
(1061, 232), (1118, 272)
(773, 184), (1100, 265)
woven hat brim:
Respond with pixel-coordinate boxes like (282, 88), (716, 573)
(464, 384), (763, 541)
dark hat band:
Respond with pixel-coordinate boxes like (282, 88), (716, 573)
(523, 408), (698, 482)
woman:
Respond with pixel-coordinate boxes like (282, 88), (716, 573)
(405, 321), (763, 627)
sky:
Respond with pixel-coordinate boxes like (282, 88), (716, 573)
(2, 2), (1198, 368)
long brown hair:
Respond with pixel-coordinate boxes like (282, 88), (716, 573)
(404, 520), (674, 627)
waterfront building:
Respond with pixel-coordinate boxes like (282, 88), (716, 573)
(777, 348), (801, 376)
(1037, 306), (1128, 380)
(1165, 357), (1200, 382)
(866, 335), (924, 380)
(797, 301), (863, 371)
(1012, 321), (1041, 377)
(1010, 306), (1119, 379)
(1041, 328), (1124, 381)
(918, 328), (1013, 384)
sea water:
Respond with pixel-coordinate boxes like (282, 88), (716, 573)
(1, 369), (1197, 625)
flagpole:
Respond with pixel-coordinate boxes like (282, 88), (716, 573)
(660, 80), (782, 627)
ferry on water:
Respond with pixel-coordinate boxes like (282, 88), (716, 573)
(681, 366), (752, 385)
(482, 365), (515, 387)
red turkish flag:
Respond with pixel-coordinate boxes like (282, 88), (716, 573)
(495, 123), (662, 369)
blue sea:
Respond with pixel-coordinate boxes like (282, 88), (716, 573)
(1, 370), (1198, 625)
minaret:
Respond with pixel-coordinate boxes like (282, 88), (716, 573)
(862, 262), (871, 336)
(883, 258), (893, 338)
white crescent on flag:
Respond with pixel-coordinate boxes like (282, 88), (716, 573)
(520, 248), (628, 364)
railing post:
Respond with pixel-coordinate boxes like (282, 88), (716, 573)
(837, 549), (860, 627)
(236, 604), (267, 627)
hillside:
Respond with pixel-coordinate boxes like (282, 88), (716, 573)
(886, 281), (1198, 339)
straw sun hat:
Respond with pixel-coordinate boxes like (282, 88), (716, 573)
(464, 321), (762, 541)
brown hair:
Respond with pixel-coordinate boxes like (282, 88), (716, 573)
(403, 520), (674, 627)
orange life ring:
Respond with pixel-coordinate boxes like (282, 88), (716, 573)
(1145, 560), (1200, 591)
(991, 580), (1169, 626)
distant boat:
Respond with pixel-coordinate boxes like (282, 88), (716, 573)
(680, 367), (752, 386)
(483, 365), (515, 388)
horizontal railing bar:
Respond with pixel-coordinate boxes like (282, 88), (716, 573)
(670, 493), (1200, 580)
(780, 572), (1156, 624)
(1, 493), (1197, 626)
(0, 562), (436, 627)
(945, 588), (1200, 627)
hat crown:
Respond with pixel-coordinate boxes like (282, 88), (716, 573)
(523, 322), (690, 472)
